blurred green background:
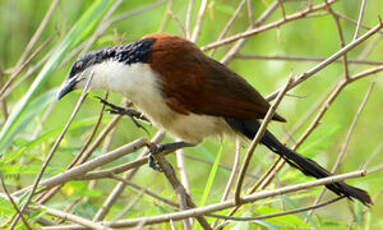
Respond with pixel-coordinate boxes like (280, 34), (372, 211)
(0, 0), (382, 229)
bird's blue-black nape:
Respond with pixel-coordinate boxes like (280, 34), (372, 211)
(68, 37), (156, 79)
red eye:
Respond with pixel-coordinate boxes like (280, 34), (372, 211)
(75, 63), (82, 71)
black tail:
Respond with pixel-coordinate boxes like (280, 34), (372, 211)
(225, 118), (372, 205)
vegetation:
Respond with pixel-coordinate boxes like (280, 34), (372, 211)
(0, 0), (382, 229)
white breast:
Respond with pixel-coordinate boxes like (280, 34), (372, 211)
(90, 61), (232, 144)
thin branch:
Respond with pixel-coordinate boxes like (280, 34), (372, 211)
(266, 21), (383, 101)
(191, 0), (208, 42)
(92, 131), (165, 221)
(220, 0), (280, 65)
(222, 137), (242, 202)
(153, 154), (211, 230)
(110, 174), (178, 209)
(39, 205), (112, 230)
(352, 0), (367, 40)
(0, 172), (32, 230)
(158, 0), (175, 33)
(246, 0), (255, 27)
(234, 75), (294, 204)
(184, 153), (258, 178)
(212, 137), (242, 229)
(323, 0), (350, 79)
(13, 0), (60, 69)
(176, 147), (191, 195)
(362, 144), (383, 170)
(336, 11), (383, 35)
(277, 0), (286, 20)
(202, 0), (338, 51)
(0, 35), (55, 98)
(185, 0), (195, 39)
(235, 53), (383, 66)
(208, 0), (247, 56)
(209, 195), (345, 221)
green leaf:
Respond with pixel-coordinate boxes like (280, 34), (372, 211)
(193, 144), (224, 230)
(0, 0), (114, 153)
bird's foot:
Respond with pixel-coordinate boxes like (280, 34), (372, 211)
(146, 141), (195, 171)
(96, 96), (150, 134)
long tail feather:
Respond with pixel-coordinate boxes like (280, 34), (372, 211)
(225, 118), (372, 205)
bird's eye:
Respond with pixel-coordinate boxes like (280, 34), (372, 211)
(75, 62), (82, 72)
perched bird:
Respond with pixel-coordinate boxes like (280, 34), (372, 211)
(58, 33), (371, 205)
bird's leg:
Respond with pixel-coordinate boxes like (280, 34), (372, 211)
(96, 96), (151, 134)
(146, 141), (195, 171)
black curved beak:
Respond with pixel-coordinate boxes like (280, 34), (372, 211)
(57, 77), (77, 100)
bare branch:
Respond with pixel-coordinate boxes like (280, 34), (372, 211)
(191, 0), (208, 42)
(353, 0), (367, 40)
(0, 172), (32, 230)
(266, 22), (383, 101)
(202, 0), (338, 51)
(235, 54), (383, 66)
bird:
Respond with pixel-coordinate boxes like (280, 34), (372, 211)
(57, 33), (372, 205)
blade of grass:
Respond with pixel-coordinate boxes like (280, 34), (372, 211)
(193, 143), (224, 229)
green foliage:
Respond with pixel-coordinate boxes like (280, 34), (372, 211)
(0, 0), (382, 229)
(0, 0), (114, 152)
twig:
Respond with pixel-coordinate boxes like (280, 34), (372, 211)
(110, 174), (178, 209)
(39, 205), (112, 230)
(277, 0), (286, 20)
(153, 154), (211, 230)
(209, 196), (345, 221)
(234, 75), (294, 204)
(208, 0), (247, 56)
(0, 35), (55, 98)
(246, 0), (255, 27)
(352, 0), (367, 40)
(212, 137), (242, 228)
(235, 53), (383, 66)
(222, 137), (242, 202)
(323, 0), (350, 79)
(184, 153), (259, 178)
(185, 0), (195, 39)
(176, 148), (191, 195)
(92, 131), (165, 221)
(191, 0), (208, 42)
(112, 176), (163, 220)
(336, 11), (383, 35)
(9, 72), (95, 229)
(80, 0), (123, 55)
(220, 0), (280, 64)
(158, 0), (175, 33)
(362, 144), (383, 170)
(13, 0), (60, 69)
(0, 172), (32, 230)
(266, 21), (383, 101)
(202, 0), (338, 51)
(168, 10), (187, 37)
(42, 170), (367, 229)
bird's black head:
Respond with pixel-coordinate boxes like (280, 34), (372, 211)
(57, 37), (156, 100)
